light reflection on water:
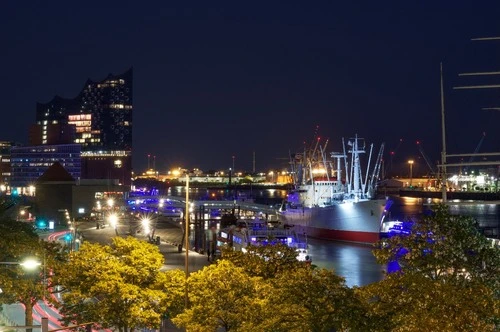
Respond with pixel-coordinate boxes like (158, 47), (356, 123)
(307, 238), (384, 288)
(167, 186), (288, 201)
(389, 196), (500, 235)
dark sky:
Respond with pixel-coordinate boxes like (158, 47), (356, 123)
(1, 1), (500, 175)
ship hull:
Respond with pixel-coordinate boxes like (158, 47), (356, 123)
(278, 199), (387, 244)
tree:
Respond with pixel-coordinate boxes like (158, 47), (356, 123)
(360, 272), (498, 332)
(360, 204), (500, 331)
(221, 243), (305, 279)
(55, 236), (175, 332)
(175, 246), (367, 331)
(375, 205), (500, 290)
(159, 269), (186, 319)
(171, 260), (268, 331)
(256, 267), (371, 332)
(0, 218), (62, 332)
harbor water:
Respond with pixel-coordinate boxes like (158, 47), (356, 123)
(167, 186), (500, 287)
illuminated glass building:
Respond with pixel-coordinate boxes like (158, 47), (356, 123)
(31, 68), (133, 185)
(10, 144), (81, 188)
(0, 141), (21, 188)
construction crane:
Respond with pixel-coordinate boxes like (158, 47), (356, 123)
(416, 140), (436, 176)
(463, 132), (486, 174)
(389, 138), (403, 176)
(369, 143), (385, 189)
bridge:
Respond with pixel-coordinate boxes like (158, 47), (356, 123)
(127, 195), (278, 217)
(125, 195), (280, 254)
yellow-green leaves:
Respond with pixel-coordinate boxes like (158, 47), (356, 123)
(57, 236), (172, 331)
(363, 204), (500, 331)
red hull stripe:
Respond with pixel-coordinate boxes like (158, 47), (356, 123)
(305, 227), (380, 244)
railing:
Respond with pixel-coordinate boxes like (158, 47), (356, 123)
(248, 229), (295, 237)
(487, 237), (500, 248)
(0, 308), (17, 332)
(292, 242), (308, 250)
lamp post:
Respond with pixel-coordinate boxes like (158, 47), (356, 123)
(21, 256), (47, 301)
(184, 173), (189, 309)
(0, 258), (46, 299)
(408, 160), (414, 187)
(109, 213), (118, 236)
(269, 171), (274, 183)
(1, 258), (48, 332)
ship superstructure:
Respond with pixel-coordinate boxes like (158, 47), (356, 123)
(279, 134), (388, 244)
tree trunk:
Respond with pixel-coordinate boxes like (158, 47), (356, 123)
(25, 302), (33, 332)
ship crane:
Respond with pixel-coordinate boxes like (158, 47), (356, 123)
(389, 138), (403, 176)
(369, 143), (385, 191)
(330, 152), (347, 182)
(416, 140), (437, 176)
(463, 132), (486, 174)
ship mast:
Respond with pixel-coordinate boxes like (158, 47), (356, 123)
(350, 134), (365, 199)
(440, 62), (448, 202)
(342, 137), (349, 187)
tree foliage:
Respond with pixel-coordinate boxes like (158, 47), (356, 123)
(256, 267), (371, 332)
(174, 245), (368, 331)
(55, 236), (175, 332)
(0, 218), (63, 332)
(374, 205), (499, 286)
(221, 243), (305, 279)
(171, 260), (267, 332)
(360, 272), (499, 331)
(360, 204), (500, 331)
(160, 269), (186, 319)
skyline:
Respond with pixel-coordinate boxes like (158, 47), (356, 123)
(1, 1), (500, 174)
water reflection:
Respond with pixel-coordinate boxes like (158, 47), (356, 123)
(388, 196), (500, 235)
(307, 238), (384, 288)
(167, 186), (288, 205)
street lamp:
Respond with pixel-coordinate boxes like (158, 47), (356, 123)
(408, 160), (414, 187)
(21, 258), (42, 270)
(0, 257), (46, 298)
(269, 171), (274, 183)
(109, 213), (118, 235)
(1, 256), (49, 332)
(185, 173), (190, 307)
(141, 217), (151, 238)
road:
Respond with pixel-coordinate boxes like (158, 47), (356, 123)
(78, 216), (210, 273)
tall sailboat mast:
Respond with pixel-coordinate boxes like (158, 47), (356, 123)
(440, 62), (448, 202)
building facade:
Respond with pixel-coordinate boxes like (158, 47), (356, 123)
(0, 141), (20, 188)
(33, 68), (133, 185)
(29, 123), (75, 146)
(10, 144), (81, 188)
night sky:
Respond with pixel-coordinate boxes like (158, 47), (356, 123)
(1, 1), (500, 175)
